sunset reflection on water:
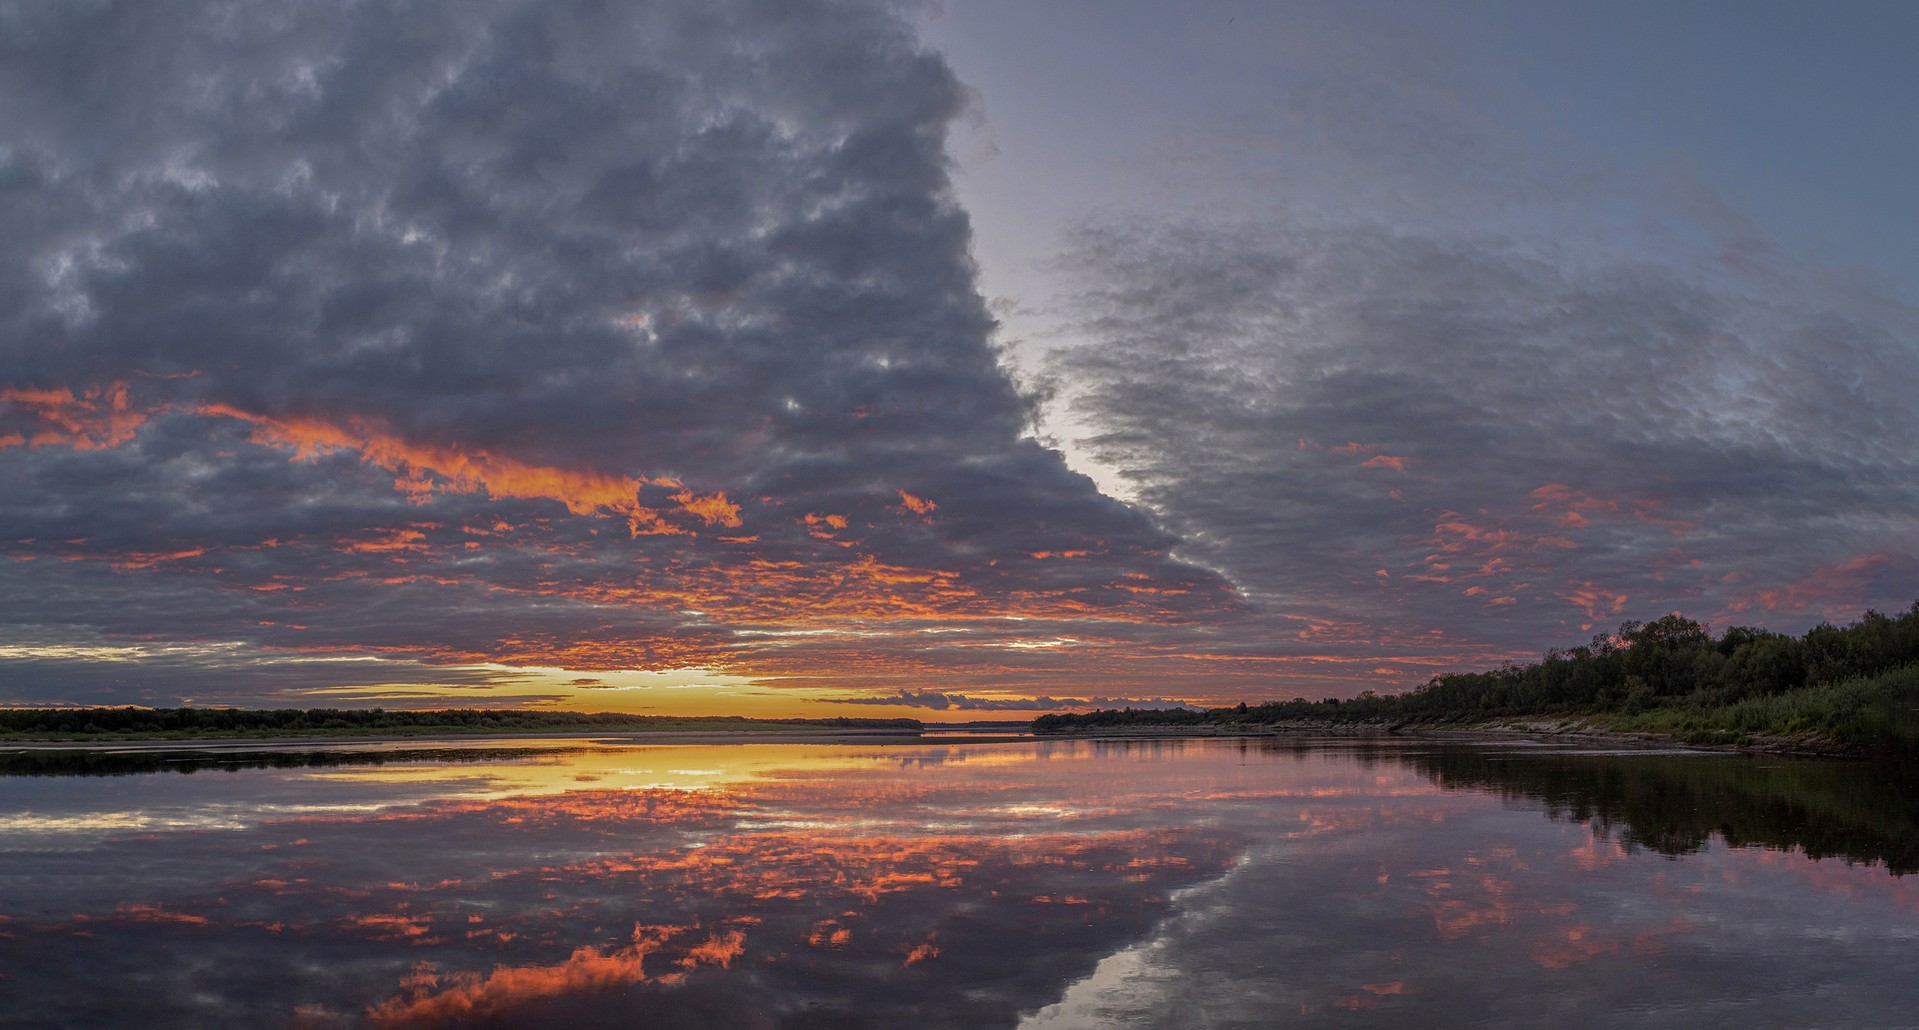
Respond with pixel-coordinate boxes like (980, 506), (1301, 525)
(2, 738), (1917, 1027)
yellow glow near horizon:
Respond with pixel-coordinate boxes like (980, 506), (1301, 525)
(297, 662), (1087, 721)
(301, 742), (915, 795)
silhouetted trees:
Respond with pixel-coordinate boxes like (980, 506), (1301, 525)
(1036, 603), (1919, 754)
(1383, 604), (1919, 718)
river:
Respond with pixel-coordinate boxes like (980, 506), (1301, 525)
(2, 736), (1915, 1027)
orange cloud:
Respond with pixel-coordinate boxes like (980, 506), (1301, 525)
(105, 548), (209, 571)
(1529, 483), (1610, 513)
(895, 489), (937, 517)
(342, 912), (437, 942)
(1725, 553), (1895, 618)
(1426, 516), (1574, 559)
(1559, 582), (1628, 624)
(0, 381), (148, 450)
(114, 902), (211, 926)
(801, 512), (854, 544)
(199, 404), (734, 536)
(337, 528), (432, 555)
(1529, 484), (1691, 536)
(672, 490), (742, 528)
(678, 930), (745, 970)
(807, 921), (852, 948)
(367, 934), (660, 1026)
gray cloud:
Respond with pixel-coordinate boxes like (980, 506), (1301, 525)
(0, 0), (1245, 706)
(8, 0), (1909, 708)
(1056, 217), (1919, 660)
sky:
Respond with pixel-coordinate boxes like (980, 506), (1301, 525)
(2, 0), (1915, 717)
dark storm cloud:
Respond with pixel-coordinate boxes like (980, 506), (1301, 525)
(0, 0), (992, 473)
(0, 0), (1243, 704)
(1057, 218), (1919, 656)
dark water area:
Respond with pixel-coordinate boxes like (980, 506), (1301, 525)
(2, 737), (1915, 1028)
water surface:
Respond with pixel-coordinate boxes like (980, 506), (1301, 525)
(2, 736), (1915, 1027)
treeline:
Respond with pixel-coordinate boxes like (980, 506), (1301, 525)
(1366, 604), (1919, 718)
(1403, 744), (1919, 874)
(0, 707), (920, 740)
(1034, 604), (1919, 754)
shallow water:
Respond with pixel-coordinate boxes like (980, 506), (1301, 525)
(2, 736), (1916, 1027)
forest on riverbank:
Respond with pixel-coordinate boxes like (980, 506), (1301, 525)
(1034, 605), (1919, 756)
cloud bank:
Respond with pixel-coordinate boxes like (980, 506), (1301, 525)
(1049, 15), (1919, 661)
(3, 0), (1913, 710)
(1062, 219), (1919, 653)
(0, 0), (1240, 708)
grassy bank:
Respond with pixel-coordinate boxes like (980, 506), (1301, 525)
(1599, 664), (1919, 750)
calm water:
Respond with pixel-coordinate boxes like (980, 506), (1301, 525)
(3, 736), (1917, 1028)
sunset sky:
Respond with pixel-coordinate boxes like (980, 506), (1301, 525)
(3, 0), (1916, 717)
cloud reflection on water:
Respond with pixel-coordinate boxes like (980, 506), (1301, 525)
(1, 739), (1916, 1027)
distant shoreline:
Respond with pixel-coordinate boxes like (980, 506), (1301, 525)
(1031, 717), (1867, 758)
(0, 709), (927, 746)
(0, 726), (1039, 753)
(0, 720), (1862, 758)
(1032, 608), (1919, 762)
(0, 715), (1874, 761)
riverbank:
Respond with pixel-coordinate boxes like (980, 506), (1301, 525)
(1032, 625), (1919, 761)
(1032, 716), (1873, 758)
(0, 726), (966, 750)
(0, 708), (1881, 761)
(0, 727), (1035, 777)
